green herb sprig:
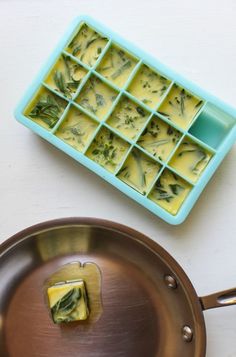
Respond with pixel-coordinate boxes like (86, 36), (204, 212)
(52, 55), (83, 98)
(154, 173), (184, 202)
(178, 143), (208, 174)
(29, 93), (65, 128)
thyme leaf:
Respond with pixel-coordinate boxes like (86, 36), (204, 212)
(96, 93), (105, 107)
(136, 106), (146, 117)
(91, 133), (118, 167)
(167, 126), (174, 135)
(70, 127), (84, 136)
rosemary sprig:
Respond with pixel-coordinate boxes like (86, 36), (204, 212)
(155, 180), (174, 202)
(62, 54), (71, 79)
(79, 77), (107, 115)
(178, 145), (208, 173)
(180, 88), (185, 115)
(165, 86), (194, 118)
(29, 94), (63, 128)
(111, 60), (131, 79)
(68, 24), (105, 64)
(156, 189), (174, 202)
(53, 70), (68, 96)
(178, 149), (198, 157)
(86, 37), (97, 48)
(52, 56), (82, 98)
(145, 139), (169, 147)
(154, 178), (184, 202)
(192, 151), (207, 173)
(195, 100), (203, 108)
(132, 149), (146, 187)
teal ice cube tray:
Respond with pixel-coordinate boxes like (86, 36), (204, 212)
(14, 15), (236, 224)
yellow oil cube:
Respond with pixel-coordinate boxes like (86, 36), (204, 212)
(47, 279), (89, 323)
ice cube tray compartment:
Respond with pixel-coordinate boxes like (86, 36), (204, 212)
(55, 104), (99, 152)
(65, 23), (109, 67)
(15, 15), (236, 224)
(117, 147), (162, 195)
(97, 44), (139, 88)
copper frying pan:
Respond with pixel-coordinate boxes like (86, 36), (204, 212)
(0, 218), (235, 357)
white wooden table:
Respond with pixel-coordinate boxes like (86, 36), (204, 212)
(0, 1), (236, 355)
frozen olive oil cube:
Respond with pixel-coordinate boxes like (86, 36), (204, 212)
(56, 105), (98, 152)
(45, 55), (87, 99)
(118, 148), (161, 195)
(158, 84), (203, 130)
(97, 45), (138, 88)
(24, 86), (67, 130)
(169, 138), (213, 183)
(149, 169), (192, 215)
(66, 24), (108, 67)
(47, 280), (89, 324)
(107, 96), (150, 140)
(86, 127), (130, 173)
(138, 116), (182, 162)
(76, 75), (118, 120)
(128, 65), (171, 108)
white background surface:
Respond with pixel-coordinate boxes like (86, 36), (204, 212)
(0, 0), (236, 356)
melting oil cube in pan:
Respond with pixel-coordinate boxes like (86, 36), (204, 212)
(45, 262), (103, 324)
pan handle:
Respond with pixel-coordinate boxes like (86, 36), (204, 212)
(200, 288), (236, 311)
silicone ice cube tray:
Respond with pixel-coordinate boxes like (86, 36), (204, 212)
(15, 15), (236, 224)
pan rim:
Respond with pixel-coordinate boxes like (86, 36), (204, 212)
(0, 217), (207, 356)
